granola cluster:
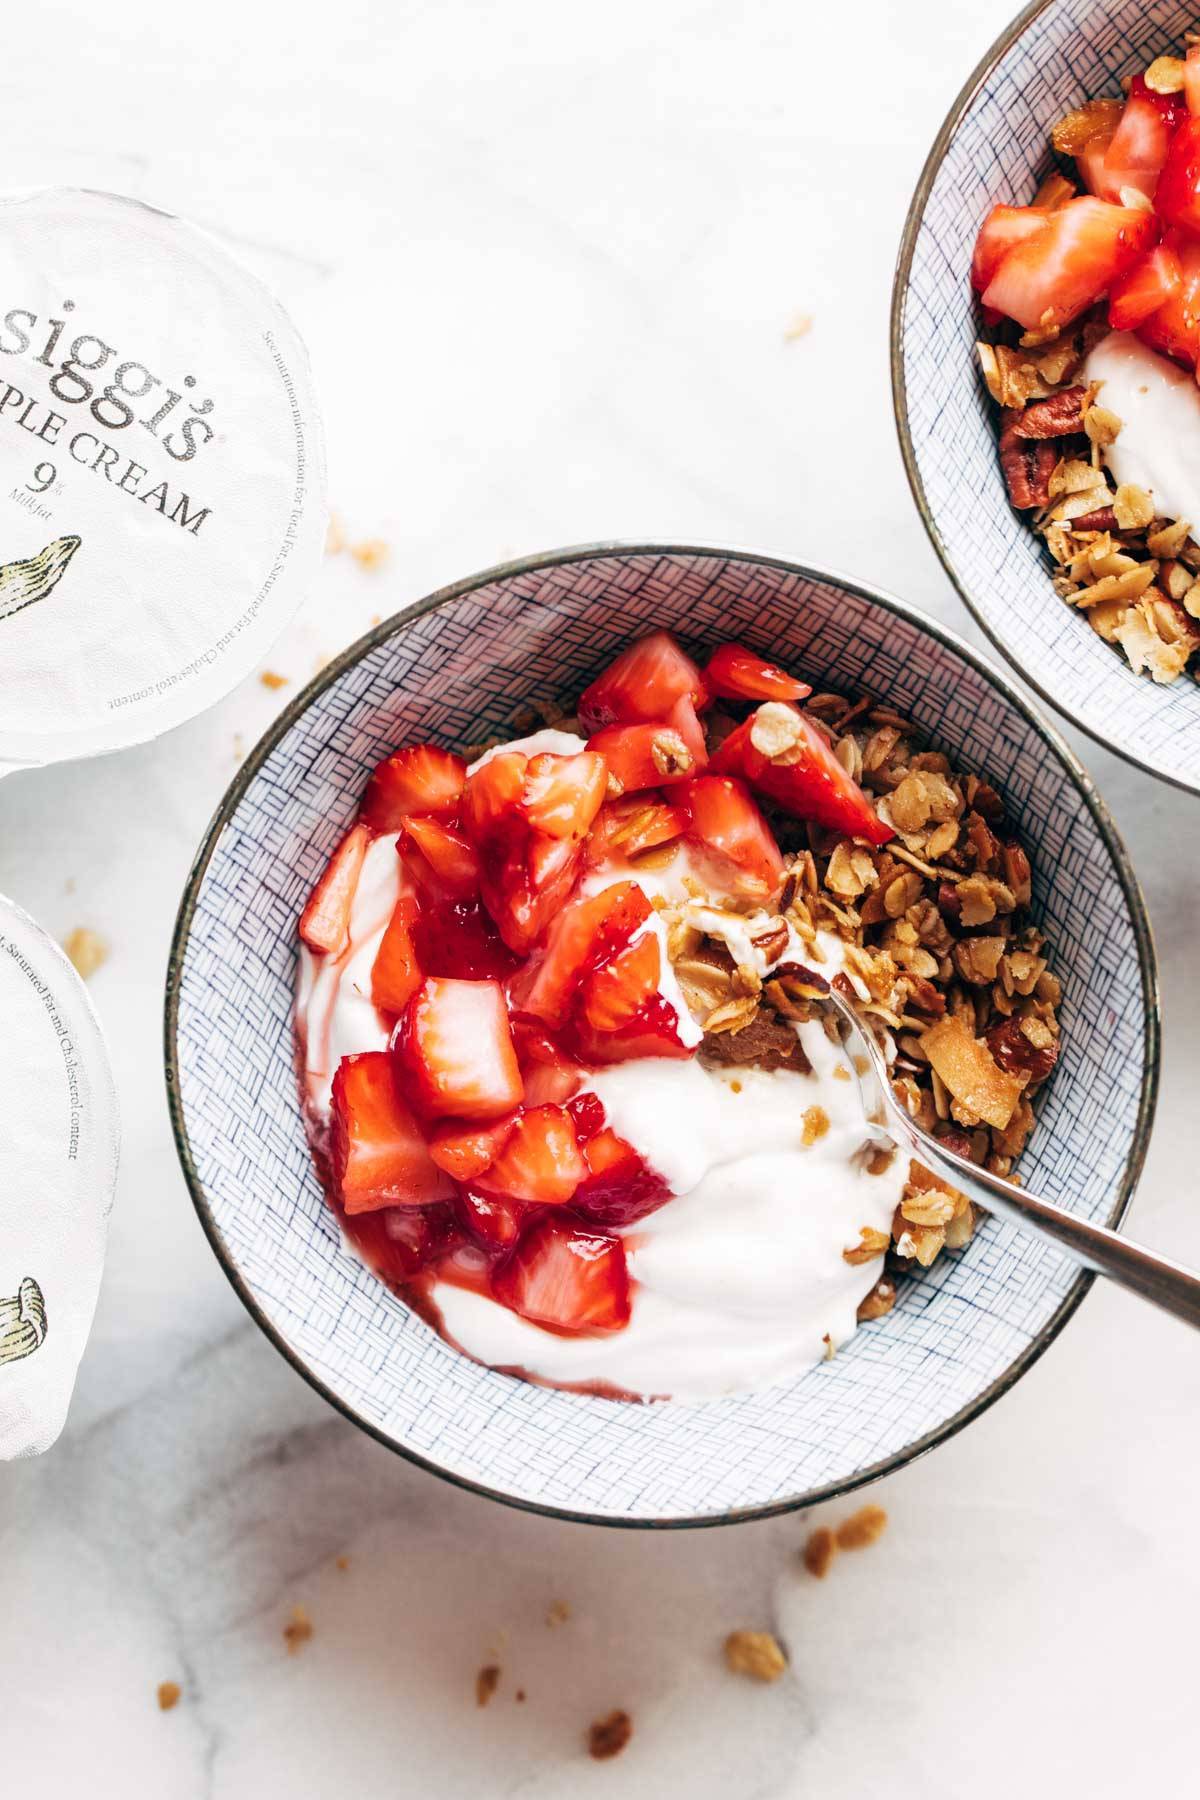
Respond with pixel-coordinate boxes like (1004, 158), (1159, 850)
(978, 174), (1200, 684)
(653, 694), (1062, 1318)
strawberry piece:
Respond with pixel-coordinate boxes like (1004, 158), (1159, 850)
(577, 630), (708, 732)
(680, 774), (784, 904)
(1188, 44), (1200, 118)
(1109, 241), (1183, 330)
(585, 792), (690, 865)
(508, 880), (651, 1023)
(410, 898), (518, 980)
(372, 895), (422, 1014)
(491, 1213), (631, 1334)
(522, 751), (608, 841)
(476, 1104), (586, 1205)
(703, 642), (813, 703)
(1100, 74), (1184, 203)
(710, 703), (893, 846)
(579, 932), (661, 1031)
(970, 204), (1056, 293)
(511, 1019), (585, 1105)
(343, 1199), (465, 1283)
(1155, 113), (1200, 237)
(360, 745), (466, 832)
(330, 1052), (455, 1214)
(428, 1112), (519, 1181)
(566, 1090), (607, 1143)
(586, 721), (699, 795)
(299, 822), (371, 956)
(570, 995), (693, 1066)
(461, 751), (527, 843)
(456, 1187), (526, 1250)
(398, 816), (481, 902)
(1137, 228), (1200, 366)
(981, 196), (1155, 331)
(572, 1128), (673, 1228)
(394, 978), (524, 1120)
(481, 830), (584, 955)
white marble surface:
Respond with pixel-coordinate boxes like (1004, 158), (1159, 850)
(3, 0), (1199, 1791)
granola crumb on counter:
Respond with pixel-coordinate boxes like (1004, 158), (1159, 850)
(515, 1688), (526, 1703)
(157, 1680), (182, 1711)
(476, 1664), (500, 1707)
(723, 1629), (788, 1682)
(325, 512), (346, 556)
(802, 1525), (837, 1580)
(62, 927), (108, 981)
(545, 1598), (571, 1627)
(784, 311), (813, 342)
(335, 1554), (349, 1572)
(835, 1504), (889, 1551)
(350, 537), (389, 571)
(283, 1604), (313, 1654)
(587, 1709), (633, 1759)
(260, 669), (288, 690)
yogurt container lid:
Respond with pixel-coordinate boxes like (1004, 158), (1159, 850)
(0, 893), (119, 1456)
(0, 187), (326, 774)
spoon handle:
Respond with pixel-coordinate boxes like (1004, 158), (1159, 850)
(908, 1135), (1200, 1330)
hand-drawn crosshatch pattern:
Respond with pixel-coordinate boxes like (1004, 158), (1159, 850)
(167, 547), (1157, 1525)
(895, 0), (1200, 792)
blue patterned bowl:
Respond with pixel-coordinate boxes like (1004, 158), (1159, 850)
(894, 0), (1200, 792)
(165, 545), (1158, 1525)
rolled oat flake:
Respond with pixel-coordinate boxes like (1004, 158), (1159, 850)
(0, 895), (119, 1457)
(0, 186), (326, 773)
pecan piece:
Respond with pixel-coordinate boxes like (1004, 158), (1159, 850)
(1009, 386), (1088, 439)
(999, 413), (1058, 509)
(1072, 504), (1118, 532)
(985, 1016), (1060, 1083)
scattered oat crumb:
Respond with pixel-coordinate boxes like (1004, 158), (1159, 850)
(802, 1525), (837, 1579)
(335, 1555), (349, 1572)
(784, 311), (813, 342)
(476, 1664), (500, 1707)
(260, 669), (288, 690)
(587, 1709), (633, 1759)
(350, 537), (389, 571)
(369, 613), (382, 626)
(157, 1681), (182, 1712)
(233, 733), (245, 763)
(835, 1504), (889, 1551)
(802, 1104), (830, 1145)
(723, 1629), (787, 1683)
(283, 1605), (313, 1654)
(313, 653), (332, 674)
(832, 1063), (851, 1082)
(546, 1599), (571, 1627)
(325, 512), (346, 556)
(515, 1688), (526, 1703)
(63, 927), (108, 981)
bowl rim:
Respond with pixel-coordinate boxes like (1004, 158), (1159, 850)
(163, 538), (1161, 1529)
(890, 0), (1200, 797)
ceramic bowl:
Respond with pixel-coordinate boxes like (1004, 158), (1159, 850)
(893, 0), (1200, 792)
(165, 544), (1158, 1526)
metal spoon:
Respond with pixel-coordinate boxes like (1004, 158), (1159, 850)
(817, 981), (1200, 1331)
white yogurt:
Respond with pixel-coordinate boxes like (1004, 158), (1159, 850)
(1084, 331), (1200, 526)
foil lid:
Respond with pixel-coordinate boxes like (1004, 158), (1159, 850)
(0, 895), (119, 1457)
(0, 187), (326, 772)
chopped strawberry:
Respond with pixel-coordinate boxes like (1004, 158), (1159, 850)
(330, 1052), (454, 1214)
(461, 751), (527, 843)
(410, 898), (518, 980)
(579, 932), (661, 1031)
(1095, 75), (1184, 202)
(344, 1199), (465, 1283)
(360, 745), (466, 832)
(522, 751), (608, 841)
(570, 995), (693, 1066)
(981, 196), (1155, 331)
(572, 1128), (673, 1228)
(428, 1112), (519, 1181)
(1188, 45), (1200, 118)
(491, 1213), (631, 1334)
(585, 792), (690, 865)
(508, 880), (651, 1023)
(398, 816), (481, 902)
(702, 641), (813, 703)
(298, 822), (371, 956)
(577, 630), (708, 732)
(510, 1019), (585, 1105)
(1109, 240), (1183, 330)
(566, 1090), (607, 1143)
(586, 721), (699, 794)
(1137, 228), (1200, 365)
(372, 895), (422, 1014)
(481, 831), (583, 955)
(971, 204), (1056, 292)
(456, 1186), (526, 1250)
(710, 703), (892, 846)
(475, 1104), (586, 1205)
(394, 978), (524, 1120)
(1154, 112), (1200, 236)
(680, 774), (784, 903)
